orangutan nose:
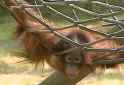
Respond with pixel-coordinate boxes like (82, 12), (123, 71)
(65, 66), (80, 79)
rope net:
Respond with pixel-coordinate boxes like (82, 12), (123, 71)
(2, 0), (124, 65)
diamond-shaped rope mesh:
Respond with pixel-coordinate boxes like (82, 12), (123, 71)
(2, 0), (124, 65)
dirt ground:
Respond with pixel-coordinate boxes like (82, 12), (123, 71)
(0, 55), (124, 85)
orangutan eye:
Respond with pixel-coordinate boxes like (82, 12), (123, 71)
(74, 57), (81, 63)
(65, 56), (72, 63)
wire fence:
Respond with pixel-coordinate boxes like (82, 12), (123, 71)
(2, 0), (124, 65)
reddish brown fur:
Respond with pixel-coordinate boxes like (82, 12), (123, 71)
(6, 0), (122, 74)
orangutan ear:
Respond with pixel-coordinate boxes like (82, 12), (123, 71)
(84, 52), (96, 65)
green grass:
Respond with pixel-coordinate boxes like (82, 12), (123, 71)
(0, 15), (15, 41)
(0, 8), (16, 55)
